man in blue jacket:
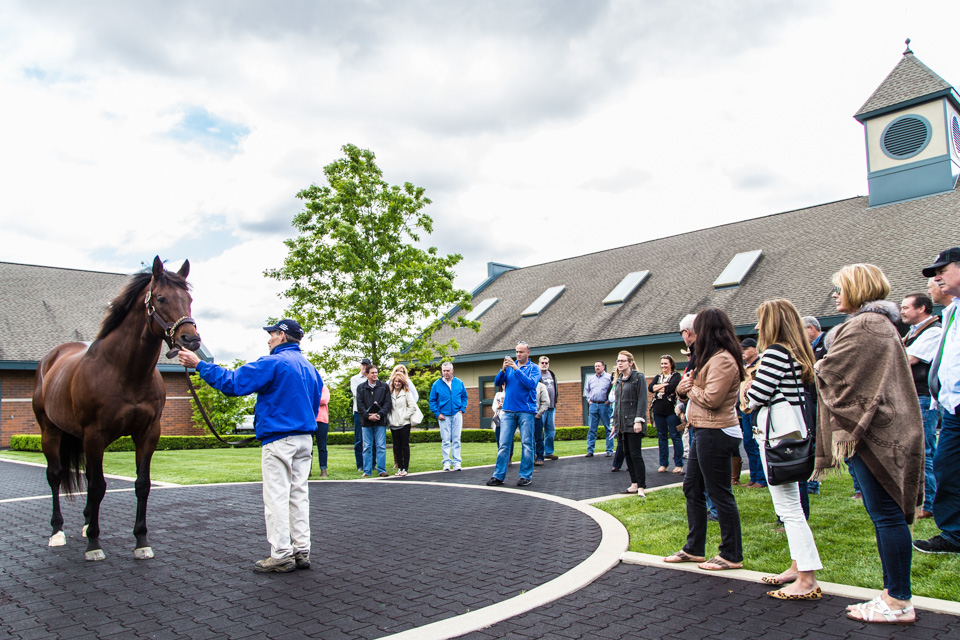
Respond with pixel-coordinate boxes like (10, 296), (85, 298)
(178, 319), (323, 574)
(487, 341), (541, 487)
(429, 362), (469, 471)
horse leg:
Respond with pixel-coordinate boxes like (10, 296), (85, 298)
(82, 442), (107, 561)
(40, 428), (66, 547)
(131, 428), (158, 559)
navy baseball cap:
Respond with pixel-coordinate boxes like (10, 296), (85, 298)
(922, 247), (960, 277)
(263, 319), (304, 340)
(740, 338), (757, 348)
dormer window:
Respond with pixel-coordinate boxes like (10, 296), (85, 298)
(603, 270), (650, 305)
(464, 298), (498, 322)
(522, 286), (565, 317)
(714, 250), (762, 288)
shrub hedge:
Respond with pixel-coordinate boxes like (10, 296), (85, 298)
(10, 424), (654, 452)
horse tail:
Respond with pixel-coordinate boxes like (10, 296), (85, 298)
(59, 433), (85, 495)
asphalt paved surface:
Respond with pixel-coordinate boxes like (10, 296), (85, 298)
(1, 451), (958, 639)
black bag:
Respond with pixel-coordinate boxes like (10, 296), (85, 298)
(763, 356), (815, 486)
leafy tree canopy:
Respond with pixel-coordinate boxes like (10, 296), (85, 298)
(189, 359), (255, 434)
(266, 144), (478, 372)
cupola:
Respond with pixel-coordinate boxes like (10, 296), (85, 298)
(855, 40), (960, 206)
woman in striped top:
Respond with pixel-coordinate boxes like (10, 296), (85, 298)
(745, 299), (823, 600)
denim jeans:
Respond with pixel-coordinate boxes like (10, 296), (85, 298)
(542, 408), (556, 456)
(314, 421), (329, 470)
(738, 412), (765, 485)
(613, 435), (625, 470)
(934, 408), (960, 546)
(848, 453), (913, 600)
(352, 412), (364, 470)
(439, 412), (463, 469)
(655, 412), (684, 467)
(918, 395), (939, 513)
(493, 411), (535, 480)
(361, 426), (387, 475)
(534, 414), (545, 461)
(682, 428), (743, 562)
(587, 403), (613, 454)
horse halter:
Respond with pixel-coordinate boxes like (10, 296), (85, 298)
(144, 277), (196, 350)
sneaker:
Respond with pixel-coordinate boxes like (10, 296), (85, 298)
(534, 459), (544, 466)
(546, 454), (559, 460)
(360, 473), (371, 478)
(585, 452), (594, 458)
(253, 556), (296, 573)
(486, 477), (504, 486)
(707, 513), (719, 522)
(516, 477), (532, 487)
(453, 467), (462, 471)
(605, 452), (613, 457)
(913, 535), (960, 554)
(442, 466), (451, 472)
(294, 551), (311, 570)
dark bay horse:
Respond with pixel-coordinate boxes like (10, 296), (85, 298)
(32, 256), (201, 561)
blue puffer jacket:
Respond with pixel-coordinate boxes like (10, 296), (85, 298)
(196, 342), (323, 446)
(494, 360), (541, 413)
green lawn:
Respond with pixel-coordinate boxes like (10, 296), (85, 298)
(594, 473), (960, 601)
(0, 440), (591, 484)
(3, 444), (957, 600)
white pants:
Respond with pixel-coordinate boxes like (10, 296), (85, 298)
(759, 441), (823, 571)
(262, 434), (313, 559)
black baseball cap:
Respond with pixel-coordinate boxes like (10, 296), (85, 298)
(263, 319), (304, 340)
(740, 338), (757, 348)
(922, 247), (960, 277)
(360, 358), (372, 366)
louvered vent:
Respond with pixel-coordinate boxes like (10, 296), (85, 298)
(881, 116), (930, 158)
(953, 116), (960, 157)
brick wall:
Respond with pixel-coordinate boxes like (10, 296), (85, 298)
(0, 369), (201, 447)
(463, 387), (480, 429)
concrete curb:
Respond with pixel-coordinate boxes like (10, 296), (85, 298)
(622, 551), (960, 616)
(379, 481), (630, 640)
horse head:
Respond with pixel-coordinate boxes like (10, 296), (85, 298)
(146, 256), (202, 353)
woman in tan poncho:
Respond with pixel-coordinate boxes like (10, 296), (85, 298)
(814, 264), (924, 625)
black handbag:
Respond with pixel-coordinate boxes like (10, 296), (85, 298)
(763, 356), (815, 486)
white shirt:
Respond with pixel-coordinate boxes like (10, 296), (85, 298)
(937, 300), (960, 413)
(905, 319), (942, 363)
(350, 372), (366, 412)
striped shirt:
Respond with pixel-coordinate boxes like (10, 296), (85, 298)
(746, 344), (806, 410)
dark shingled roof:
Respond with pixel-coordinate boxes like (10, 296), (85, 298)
(435, 188), (959, 358)
(0, 262), (180, 367)
(855, 53), (954, 118)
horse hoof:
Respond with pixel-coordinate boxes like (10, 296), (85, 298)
(134, 547), (154, 560)
(48, 531), (66, 547)
(84, 549), (106, 561)
(81, 525), (88, 538)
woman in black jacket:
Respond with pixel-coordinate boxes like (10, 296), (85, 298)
(649, 355), (683, 473)
(613, 350), (649, 497)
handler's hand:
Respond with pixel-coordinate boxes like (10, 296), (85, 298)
(178, 349), (201, 369)
(438, 414), (446, 421)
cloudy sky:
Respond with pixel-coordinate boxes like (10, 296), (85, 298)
(2, 1), (957, 367)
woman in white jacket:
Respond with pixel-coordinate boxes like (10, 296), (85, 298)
(388, 371), (417, 476)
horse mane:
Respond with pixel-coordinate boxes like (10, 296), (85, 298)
(95, 268), (189, 340)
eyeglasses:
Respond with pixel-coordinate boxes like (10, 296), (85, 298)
(831, 285), (842, 296)
(615, 358), (629, 363)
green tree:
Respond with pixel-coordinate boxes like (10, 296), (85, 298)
(265, 144), (478, 373)
(188, 359), (256, 434)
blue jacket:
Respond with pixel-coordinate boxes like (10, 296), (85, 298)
(196, 342), (323, 446)
(429, 376), (468, 417)
(494, 360), (541, 413)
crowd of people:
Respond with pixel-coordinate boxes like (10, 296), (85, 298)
(187, 246), (960, 627)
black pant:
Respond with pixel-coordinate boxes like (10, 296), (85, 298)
(621, 431), (646, 488)
(682, 428), (743, 562)
(391, 425), (411, 471)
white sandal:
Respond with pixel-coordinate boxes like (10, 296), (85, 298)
(846, 598), (915, 625)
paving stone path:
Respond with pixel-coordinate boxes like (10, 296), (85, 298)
(0, 453), (957, 639)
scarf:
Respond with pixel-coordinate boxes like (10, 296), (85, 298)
(812, 300), (925, 522)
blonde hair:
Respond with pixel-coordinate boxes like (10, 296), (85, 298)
(755, 299), (816, 384)
(832, 263), (890, 310)
(389, 366), (410, 391)
(613, 350), (635, 384)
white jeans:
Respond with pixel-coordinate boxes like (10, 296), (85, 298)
(759, 441), (822, 571)
(262, 434), (313, 559)
(439, 412), (463, 468)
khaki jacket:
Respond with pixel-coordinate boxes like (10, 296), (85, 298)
(686, 351), (740, 429)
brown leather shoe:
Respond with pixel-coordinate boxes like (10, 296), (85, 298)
(917, 509), (934, 519)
